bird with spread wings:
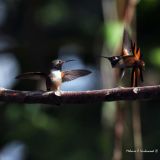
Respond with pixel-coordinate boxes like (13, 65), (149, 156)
(16, 60), (91, 96)
(101, 29), (145, 87)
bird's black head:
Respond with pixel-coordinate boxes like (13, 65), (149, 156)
(101, 56), (122, 67)
(52, 59), (76, 70)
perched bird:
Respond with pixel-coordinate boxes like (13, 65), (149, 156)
(16, 59), (91, 96)
(101, 29), (145, 87)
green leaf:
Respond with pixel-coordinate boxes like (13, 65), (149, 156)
(104, 21), (123, 50)
(150, 48), (160, 67)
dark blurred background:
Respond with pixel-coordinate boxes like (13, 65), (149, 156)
(0, 0), (159, 160)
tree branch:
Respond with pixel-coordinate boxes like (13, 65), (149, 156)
(0, 85), (159, 105)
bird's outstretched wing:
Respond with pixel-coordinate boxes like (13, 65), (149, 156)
(16, 72), (47, 80)
(121, 29), (132, 56)
(62, 70), (91, 82)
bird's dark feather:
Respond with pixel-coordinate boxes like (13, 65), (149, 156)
(62, 70), (91, 82)
(16, 72), (47, 80)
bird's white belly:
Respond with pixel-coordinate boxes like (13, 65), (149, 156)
(51, 70), (62, 80)
(49, 70), (62, 96)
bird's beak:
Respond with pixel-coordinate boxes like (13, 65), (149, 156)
(100, 56), (109, 59)
(65, 59), (76, 63)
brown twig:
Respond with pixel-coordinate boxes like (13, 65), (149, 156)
(132, 101), (143, 160)
(0, 85), (159, 105)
